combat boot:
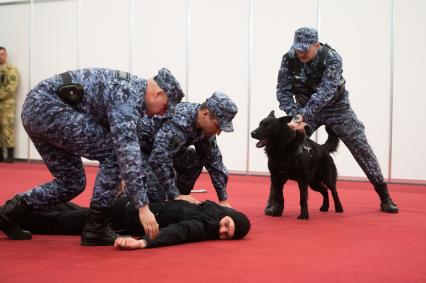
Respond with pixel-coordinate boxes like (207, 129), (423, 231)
(81, 205), (118, 246)
(5, 147), (14, 163)
(0, 195), (32, 240)
(374, 183), (399, 213)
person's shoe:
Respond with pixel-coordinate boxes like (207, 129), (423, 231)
(81, 205), (118, 246)
(380, 197), (399, 213)
(0, 195), (32, 240)
(4, 148), (14, 163)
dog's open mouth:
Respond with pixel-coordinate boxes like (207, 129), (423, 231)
(256, 140), (267, 148)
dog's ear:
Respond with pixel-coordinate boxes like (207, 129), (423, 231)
(268, 110), (275, 118)
(279, 116), (293, 123)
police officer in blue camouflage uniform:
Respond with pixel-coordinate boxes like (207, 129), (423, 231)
(148, 92), (238, 207)
(276, 27), (398, 213)
(0, 67), (184, 245)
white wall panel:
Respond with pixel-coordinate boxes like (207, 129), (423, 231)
(319, 0), (391, 179)
(188, 0), (249, 172)
(392, 0), (426, 180)
(29, 0), (79, 160)
(0, 0), (424, 182)
(0, 3), (30, 159)
(249, 0), (318, 173)
(79, 0), (130, 71)
(132, 0), (187, 92)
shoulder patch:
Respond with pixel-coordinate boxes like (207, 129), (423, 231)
(115, 70), (130, 81)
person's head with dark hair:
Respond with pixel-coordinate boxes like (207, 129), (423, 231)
(218, 207), (251, 240)
(0, 47), (7, 65)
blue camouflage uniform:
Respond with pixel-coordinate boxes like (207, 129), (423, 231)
(20, 68), (183, 210)
(136, 114), (170, 202)
(148, 92), (238, 202)
(276, 27), (392, 198)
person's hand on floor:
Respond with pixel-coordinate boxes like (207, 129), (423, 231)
(115, 236), (147, 250)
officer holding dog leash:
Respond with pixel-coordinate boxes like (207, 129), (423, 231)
(0, 67), (185, 245)
(276, 27), (398, 213)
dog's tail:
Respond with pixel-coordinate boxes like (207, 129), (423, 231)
(322, 127), (340, 153)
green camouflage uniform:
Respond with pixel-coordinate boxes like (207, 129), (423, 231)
(0, 63), (19, 148)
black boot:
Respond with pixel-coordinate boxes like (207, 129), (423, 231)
(81, 205), (118, 246)
(5, 147), (14, 163)
(0, 195), (32, 240)
(374, 183), (399, 213)
(0, 148), (4, 162)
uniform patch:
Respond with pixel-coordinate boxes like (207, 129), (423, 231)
(115, 70), (130, 81)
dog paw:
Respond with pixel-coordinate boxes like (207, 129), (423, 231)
(264, 206), (283, 217)
(320, 205), (329, 212)
(335, 206), (344, 213)
(297, 214), (309, 220)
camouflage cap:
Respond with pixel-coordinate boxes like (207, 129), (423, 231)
(153, 68), (185, 113)
(205, 91), (238, 132)
(291, 27), (318, 52)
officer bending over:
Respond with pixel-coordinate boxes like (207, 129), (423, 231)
(0, 68), (184, 245)
(148, 92), (238, 207)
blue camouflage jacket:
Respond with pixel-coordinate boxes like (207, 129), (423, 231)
(41, 68), (153, 208)
(149, 103), (228, 201)
(276, 45), (345, 124)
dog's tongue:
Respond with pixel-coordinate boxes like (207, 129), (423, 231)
(256, 140), (267, 148)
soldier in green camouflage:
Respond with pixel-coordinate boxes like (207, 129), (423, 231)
(0, 47), (19, 163)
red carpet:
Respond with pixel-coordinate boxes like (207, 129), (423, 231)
(1, 162), (425, 283)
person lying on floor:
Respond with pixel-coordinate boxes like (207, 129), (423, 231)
(15, 196), (251, 249)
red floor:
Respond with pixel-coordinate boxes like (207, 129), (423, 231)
(1, 162), (425, 283)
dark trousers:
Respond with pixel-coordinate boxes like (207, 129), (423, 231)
(20, 202), (87, 235)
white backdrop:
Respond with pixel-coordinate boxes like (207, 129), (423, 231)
(0, 0), (425, 183)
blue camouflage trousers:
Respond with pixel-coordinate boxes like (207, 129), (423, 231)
(142, 147), (203, 201)
(307, 92), (385, 186)
(20, 89), (120, 209)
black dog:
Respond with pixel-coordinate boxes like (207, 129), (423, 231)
(251, 111), (343, 220)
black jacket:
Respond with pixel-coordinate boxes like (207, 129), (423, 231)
(112, 198), (222, 248)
